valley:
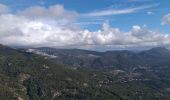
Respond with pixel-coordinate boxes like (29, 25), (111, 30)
(0, 45), (169, 100)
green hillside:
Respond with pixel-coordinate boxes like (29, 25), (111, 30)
(0, 45), (170, 100)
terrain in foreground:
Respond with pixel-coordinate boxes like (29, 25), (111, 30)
(0, 45), (170, 100)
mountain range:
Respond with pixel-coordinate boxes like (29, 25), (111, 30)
(27, 47), (170, 70)
(0, 44), (170, 100)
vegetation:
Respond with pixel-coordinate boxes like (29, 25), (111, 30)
(0, 45), (170, 100)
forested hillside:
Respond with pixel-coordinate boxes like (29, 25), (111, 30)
(0, 45), (170, 100)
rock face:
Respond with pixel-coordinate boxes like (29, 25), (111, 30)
(51, 89), (61, 98)
(18, 73), (30, 83)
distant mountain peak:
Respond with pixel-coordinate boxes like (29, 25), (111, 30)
(151, 46), (167, 49)
(149, 47), (169, 52)
(139, 46), (170, 57)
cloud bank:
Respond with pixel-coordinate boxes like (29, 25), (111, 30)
(0, 3), (170, 49)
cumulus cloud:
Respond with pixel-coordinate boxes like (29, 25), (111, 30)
(162, 13), (170, 25)
(0, 13), (170, 48)
(19, 5), (77, 19)
(0, 3), (170, 49)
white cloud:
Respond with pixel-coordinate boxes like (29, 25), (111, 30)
(18, 4), (78, 26)
(73, 22), (102, 25)
(162, 13), (170, 25)
(0, 4), (9, 14)
(0, 13), (170, 49)
(82, 4), (158, 17)
(0, 3), (170, 49)
(147, 11), (153, 15)
(19, 4), (78, 19)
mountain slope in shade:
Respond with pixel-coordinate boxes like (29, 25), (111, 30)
(139, 47), (170, 57)
(27, 47), (170, 69)
(0, 45), (121, 100)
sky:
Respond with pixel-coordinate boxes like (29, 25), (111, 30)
(0, 0), (170, 50)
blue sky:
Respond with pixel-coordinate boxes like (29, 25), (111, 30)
(0, 0), (170, 50)
(0, 0), (169, 32)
